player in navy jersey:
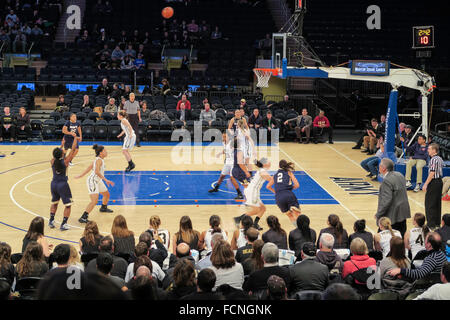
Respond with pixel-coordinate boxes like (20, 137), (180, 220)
(62, 113), (82, 165)
(231, 135), (252, 190)
(49, 136), (79, 231)
(267, 159), (301, 226)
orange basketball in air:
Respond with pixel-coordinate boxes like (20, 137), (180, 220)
(161, 7), (174, 19)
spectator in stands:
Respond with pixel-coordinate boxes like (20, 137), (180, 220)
(79, 221), (102, 254)
(104, 98), (117, 114)
(110, 83), (123, 101)
(30, 24), (43, 38)
(69, 245), (83, 270)
(140, 101), (151, 121)
(96, 252), (126, 290)
(289, 242), (329, 292)
(289, 215), (317, 258)
(0, 29), (10, 51)
(181, 268), (224, 300)
(15, 107), (31, 141)
(401, 124), (415, 148)
(167, 243), (195, 281)
(13, 31), (27, 53)
(248, 108), (263, 134)
(209, 239), (244, 291)
(55, 95), (68, 113)
(137, 231), (167, 270)
(176, 94), (191, 111)
(86, 236), (128, 279)
(284, 108), (312, 144)
(360, 136), (387, 180)
(176, 102), (189, 123)
(77, 30), (90, 46)
(362, 118), (382, 155)
(121, 55), (134, 70)
(348, 219), (374, 252)
(268, 95), (292, 111)
(262, 215), (287, 249)
(125, 242), (165, 284)
(96, 78), (112, 96)
(161, 78), (171, 96)
(180, 54), (189, 69)
(379, 236), (411, 292)
(81, 95), (94, 109)
(97, 54), (111, 70)
(379, 114), (387, 133)
(134, 53), (146, 69)
(125, 43), (136, 58)
(211, 26), (222, 39)
(262, 111), (279, 141)
(187, 19), (199, 34)
(376, 158), (411, 237)
(235, 227), (259, 263)
(388, 232), (447, 280)
(342, 238), (376, 285)
(6, 10), (19, 24)
(96, 43), (111, 59)
(322, 283), (360, 300)
(173, 216), (201, 253)
(111, 215), (135, 257)
(167, 259), (197, 299)
(374, 217), (402, 257)
(111, 46), (125, 68)
(316, 233), (343, 273)
(405, 134), (429, 192)
(313, 110), (333, 144)
(437, 214), (450, 251)
(199, 102), (216, 125)
(48, 244), (70, 273)
(22, 217), (52, 258)
(197, 233), (224, 270)
(0, 242), (14, 286)
(415, 261), (450, 300)
(16, 241), (48, 279)
(244, 242), (291, 295)
(266, 275), (289, 300)
(317, 214), (349, 249)
(242, 239), (264, 276)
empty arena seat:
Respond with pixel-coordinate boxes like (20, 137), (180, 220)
(82, 119), (95, 139)
(107, 120), (121, 140)
(94, 120), (108, 139)
(147, 120), (160, 139)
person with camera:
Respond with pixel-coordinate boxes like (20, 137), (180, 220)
(361, 118), (382, 155)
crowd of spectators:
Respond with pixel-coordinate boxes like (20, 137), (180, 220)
(0, 0), (60, 53)
(1, 210), (449, 300)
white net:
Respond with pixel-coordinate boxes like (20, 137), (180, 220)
(254, 69), (273, 88)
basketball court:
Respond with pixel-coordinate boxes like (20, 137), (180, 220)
(1, 141), (446, 253)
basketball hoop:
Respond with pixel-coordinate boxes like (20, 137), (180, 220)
(253, 68), (280, 88)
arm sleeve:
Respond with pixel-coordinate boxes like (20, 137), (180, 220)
(401, 255), (437, 280)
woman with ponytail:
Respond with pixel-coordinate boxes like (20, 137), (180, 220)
(0, 242), (14, 286)
(200, 215), (229, 252)
(48, 135), (79, 230)
(404, 213), (430, 259)
(233, 157), (272, 231)
(262, 215), (288, 249)
(266, 159), (301, 225)
(289, 214), (317, 257)
(75, 144), (115, 223)
(374, 217), (402, 257)
(317, 214), (349, 249)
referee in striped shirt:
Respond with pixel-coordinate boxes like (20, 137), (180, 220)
(423, 143), (444, 229)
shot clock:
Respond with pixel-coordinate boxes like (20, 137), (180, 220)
(412, 26), (435, 49)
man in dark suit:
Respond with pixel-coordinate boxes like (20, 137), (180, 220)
(262, 111), (279, 143)
(96, 78), (112, 96)
(284, 108), (313, 143)
(375, 158), (411, 237)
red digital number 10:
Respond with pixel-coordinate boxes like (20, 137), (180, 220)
(420, 36), (429, 45)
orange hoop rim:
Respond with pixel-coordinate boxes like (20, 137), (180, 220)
(253, 68), (281, 76)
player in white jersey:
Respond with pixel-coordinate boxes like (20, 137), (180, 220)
(234, 158), (272, 231)
(374, 217), (402, 257)
(75, 144), (115, 223)
(148, 215), (170, 250)
(199, 215), (229, 253)
(236, 120), (256, 170)
(404, 213), (430, 259)
(209, 132), (243, 199)
(117, 111), (136, 172)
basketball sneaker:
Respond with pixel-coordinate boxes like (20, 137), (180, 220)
(78, 212), (89, 223)
(60, 223), (70, 231)
(99, 205), (113, 213)
(126, 162), (135, 172)
(48, 220), (55, 229)
(406, 181), (412, 188)
(209, 185), (219, 193)
(443, 194), (450, 201)
(253, 222), (263, 231)
(414, 184), (421, 192)
(234, 193), (244, 200)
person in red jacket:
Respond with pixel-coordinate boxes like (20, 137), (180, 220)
(313, 110), (333, 144)
(176, 94), (191, 111)
(342, 237), (376, 285)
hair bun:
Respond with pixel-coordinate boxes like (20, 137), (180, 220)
(92, 144), (98, 150)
